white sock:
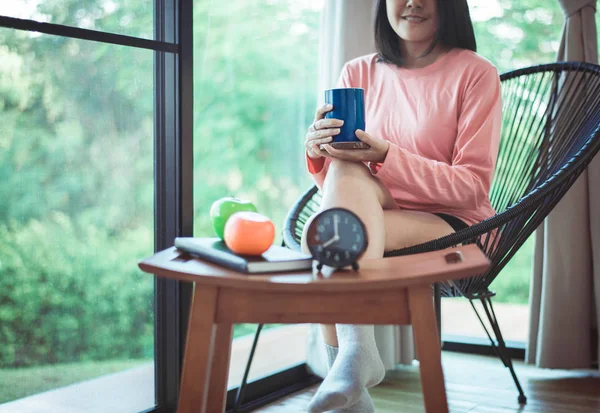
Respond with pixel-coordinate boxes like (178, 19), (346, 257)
(326, 388), (375, 413)
(325, 343), (338, 371)
(308, 325), (384, 412)
(322, 344), (375, 413)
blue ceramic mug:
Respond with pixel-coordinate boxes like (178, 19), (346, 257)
(324, 87), (369, 149)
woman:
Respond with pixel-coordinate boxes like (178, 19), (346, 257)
(302, 0), (502, 412)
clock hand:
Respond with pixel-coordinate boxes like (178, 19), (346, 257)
(334, 214), (339, 238)
(321, 235), (339, 248)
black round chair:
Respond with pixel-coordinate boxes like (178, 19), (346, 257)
(233, 62), (600, 410)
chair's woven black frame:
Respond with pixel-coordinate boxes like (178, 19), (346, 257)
(232, 62), (600, 410)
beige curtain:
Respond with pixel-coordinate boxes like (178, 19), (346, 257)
(306, 0), (415, 379)
(527, 0), (600, 369)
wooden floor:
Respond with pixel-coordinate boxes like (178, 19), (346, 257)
(253, 352), (600, 412)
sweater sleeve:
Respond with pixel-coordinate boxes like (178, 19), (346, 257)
(373, 66), (502, 210)
(305, 64), (354, 188)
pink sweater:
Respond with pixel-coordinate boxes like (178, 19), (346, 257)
(307, 48), (502, 225)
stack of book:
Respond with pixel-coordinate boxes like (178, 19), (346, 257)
(174, 237), (313, 274)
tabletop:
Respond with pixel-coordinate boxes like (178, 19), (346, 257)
(138, 244), (490, 293)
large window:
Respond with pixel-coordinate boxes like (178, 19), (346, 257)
(0, 28), (154, 413)
(0, 1), (184, 412)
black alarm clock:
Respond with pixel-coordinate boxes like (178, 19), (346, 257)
(306, 207), (368, 272)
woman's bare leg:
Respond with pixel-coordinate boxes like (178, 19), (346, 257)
(301, 159), (455, 346)
(301, 159), (457, 412)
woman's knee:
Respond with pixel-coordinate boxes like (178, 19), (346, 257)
(324, 159), (396, 209)
(323, 159), (378, 194)
(326, 158), (372, 182)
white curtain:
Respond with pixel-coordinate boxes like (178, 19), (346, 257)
(306, 0), (415, 379)
(527, 0), (599, 369)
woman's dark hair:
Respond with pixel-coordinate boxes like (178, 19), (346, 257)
(374, 0), (477, 67)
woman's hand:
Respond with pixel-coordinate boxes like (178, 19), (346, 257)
(322, 130), (390, 163)
(305, 104), (344, 159)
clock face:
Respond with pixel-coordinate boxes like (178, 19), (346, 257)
(306, 207), (368, 267)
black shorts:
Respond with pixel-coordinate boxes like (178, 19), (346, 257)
(433, 213), (469, 232)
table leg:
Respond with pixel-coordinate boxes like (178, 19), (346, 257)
(178, 285), (218, 413)
(408, 284), (449, 413)
(205, 323), (234, 412)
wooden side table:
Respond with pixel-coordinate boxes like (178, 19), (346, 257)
(139, 244), (489, 413)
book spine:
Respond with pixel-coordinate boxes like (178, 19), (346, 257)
(198, 249), (248, 273)
(175, 239), (248, 272)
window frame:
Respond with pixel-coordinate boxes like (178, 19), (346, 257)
(153, 0), (194, 409)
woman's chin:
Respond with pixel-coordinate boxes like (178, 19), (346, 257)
(399, 36), (437, 47)
(395, 29), (435, 44)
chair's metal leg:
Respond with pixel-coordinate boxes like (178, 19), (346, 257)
(469, 297), (527, 405)
(231, 323), (264, 412)
(434, 283), (442, 345)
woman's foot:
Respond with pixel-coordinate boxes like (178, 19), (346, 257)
(307, 325), (385, 412)
(326, 388), (375, 413)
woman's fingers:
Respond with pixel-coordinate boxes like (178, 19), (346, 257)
(306, 135), (334, 149)
(306, 141), (331, 159)
(305, 128), (340, 150)
(323, 144), (361, 158)
(305, 126), (340, 158)
(313, 118), (344, 130)
(314, 103), (333, 121)
(307, 104), (342, 159)
(310, 128), (341, 139)
(305, 134), (332, 157)
(311, 144), (330, 157)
